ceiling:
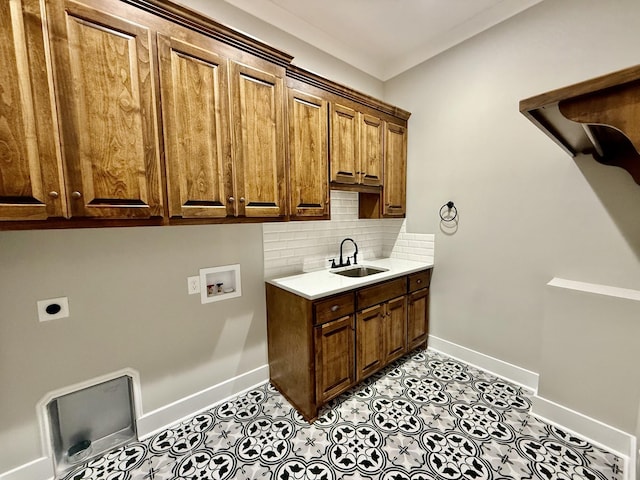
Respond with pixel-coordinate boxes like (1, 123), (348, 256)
(222, 0), (543, 81)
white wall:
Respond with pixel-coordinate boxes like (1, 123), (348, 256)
(385, 0), (640, 433)
(0, 225), (266, 471)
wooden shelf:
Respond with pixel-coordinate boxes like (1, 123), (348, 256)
(520, 64), (640, 184)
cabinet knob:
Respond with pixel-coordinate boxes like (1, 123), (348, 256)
(71, 191), (82, 199)
(228, 196), (235, 203)
(239, 197), (245, 203)
(330, 305), (339, 312)
(48, 191), (59, 199)
(417, 279), (422, 284)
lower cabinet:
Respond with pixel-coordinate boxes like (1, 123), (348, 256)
(356, 296), (407, 382)
(407, 269), (431, 350)
(315, 315), (355, 404)
(266, 268), (431, 421)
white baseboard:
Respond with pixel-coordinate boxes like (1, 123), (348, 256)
(428, 335), (539, 391)
(0, 457), (53, 480)
(532, 396), (636, 478)
(137, 364), (270, 439)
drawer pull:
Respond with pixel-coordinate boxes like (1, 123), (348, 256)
(331, 305), (339, 312)
(417, 279), (422, 284)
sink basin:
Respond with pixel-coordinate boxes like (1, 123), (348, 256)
(331, 266), (389, 277)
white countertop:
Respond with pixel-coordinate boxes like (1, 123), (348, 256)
(266, 258), (434, 300)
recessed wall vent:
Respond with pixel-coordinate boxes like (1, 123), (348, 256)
(45, 375), (137, 477)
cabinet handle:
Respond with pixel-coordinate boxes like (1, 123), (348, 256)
(417, 279), (422, 284)
(71, 191), (82, 199)
(48, 191), (59, 199)
(228, 196), (235, 203)
(330, 305), (339, 312)
(239, 197), (245, 203)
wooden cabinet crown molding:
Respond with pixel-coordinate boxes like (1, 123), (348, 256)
(287, 64), (411, 122)
(120, 0), (294, 68)
(520, 64), (640, 185)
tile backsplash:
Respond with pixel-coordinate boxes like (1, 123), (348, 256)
(263, 191), (434, 279)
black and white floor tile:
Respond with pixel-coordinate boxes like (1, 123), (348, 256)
(62, 349), (625, 480)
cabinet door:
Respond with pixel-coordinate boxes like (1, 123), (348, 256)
(356, 304), (385, 381)
(383, 122), (407, 217)
(229, 61), (286, 217)
(384, 296), (407, 364)
(360, 114), (383, 186)
(330, 103), (359, 184)
(288, 89), (329, 218)
(407, 288), (429, 350)
(49, 1), (163, 218)
(315, 315), (354, 404)
(158, 34), (233, 218)
(0, 0), (66, 220)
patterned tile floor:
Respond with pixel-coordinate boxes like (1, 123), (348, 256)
(62, 349), (625, 480)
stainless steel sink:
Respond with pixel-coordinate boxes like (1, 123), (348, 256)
(331, 266), (388, 277)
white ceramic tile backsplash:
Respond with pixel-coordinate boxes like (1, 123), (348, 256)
(263, 191), (434, 279)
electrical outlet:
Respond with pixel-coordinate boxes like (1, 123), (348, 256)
(37, 297), (70, 322)
(187, 276), (200, 295)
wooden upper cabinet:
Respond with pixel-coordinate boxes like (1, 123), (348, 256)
(288, 89), (329, 219)
(330, 104), (384, 188)
(330, 103), (359, 184)
(359, 113), (383, 186)
(229, 61), (286, 218)
(48, 1), (163, 219)
(158, 33), (232, 219)
(0, 0), (66, 221)
(384, 122), (407, 217)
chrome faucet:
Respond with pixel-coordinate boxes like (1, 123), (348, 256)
(330, 238), (358, 268)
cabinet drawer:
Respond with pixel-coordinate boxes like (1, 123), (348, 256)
(408, 270), (431, 292)
(357, 277), (406, 310)
(314, 292), (355, 324)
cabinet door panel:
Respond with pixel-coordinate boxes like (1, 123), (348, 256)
(408, 288), (429, 350)
(315, 315), (354, 404)
(356, 305), (384, 381)
(330, 103), (359, 184)
(360, 114), (383, 186)
(0, 0), (65, 220)
(288, 89), (328, 218)
(384, 296), (407, 364)
(158, 34), (232, 218)
(384, 122), (407, 217)
(51, 1), (162, 218)
(230, 61), (285, 217)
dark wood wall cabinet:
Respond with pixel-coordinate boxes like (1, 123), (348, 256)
(265, 268), (431, 422)
(0, 0), (410, 230)
(520, 64), (640, 185)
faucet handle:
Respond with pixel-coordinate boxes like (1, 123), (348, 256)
(345, 257), (351, 266)
(328, 259), (337, 268)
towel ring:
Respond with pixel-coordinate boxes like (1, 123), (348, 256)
(439, 201), (457, 222)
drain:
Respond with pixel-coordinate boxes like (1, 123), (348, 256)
(67, 440), (92, 463)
